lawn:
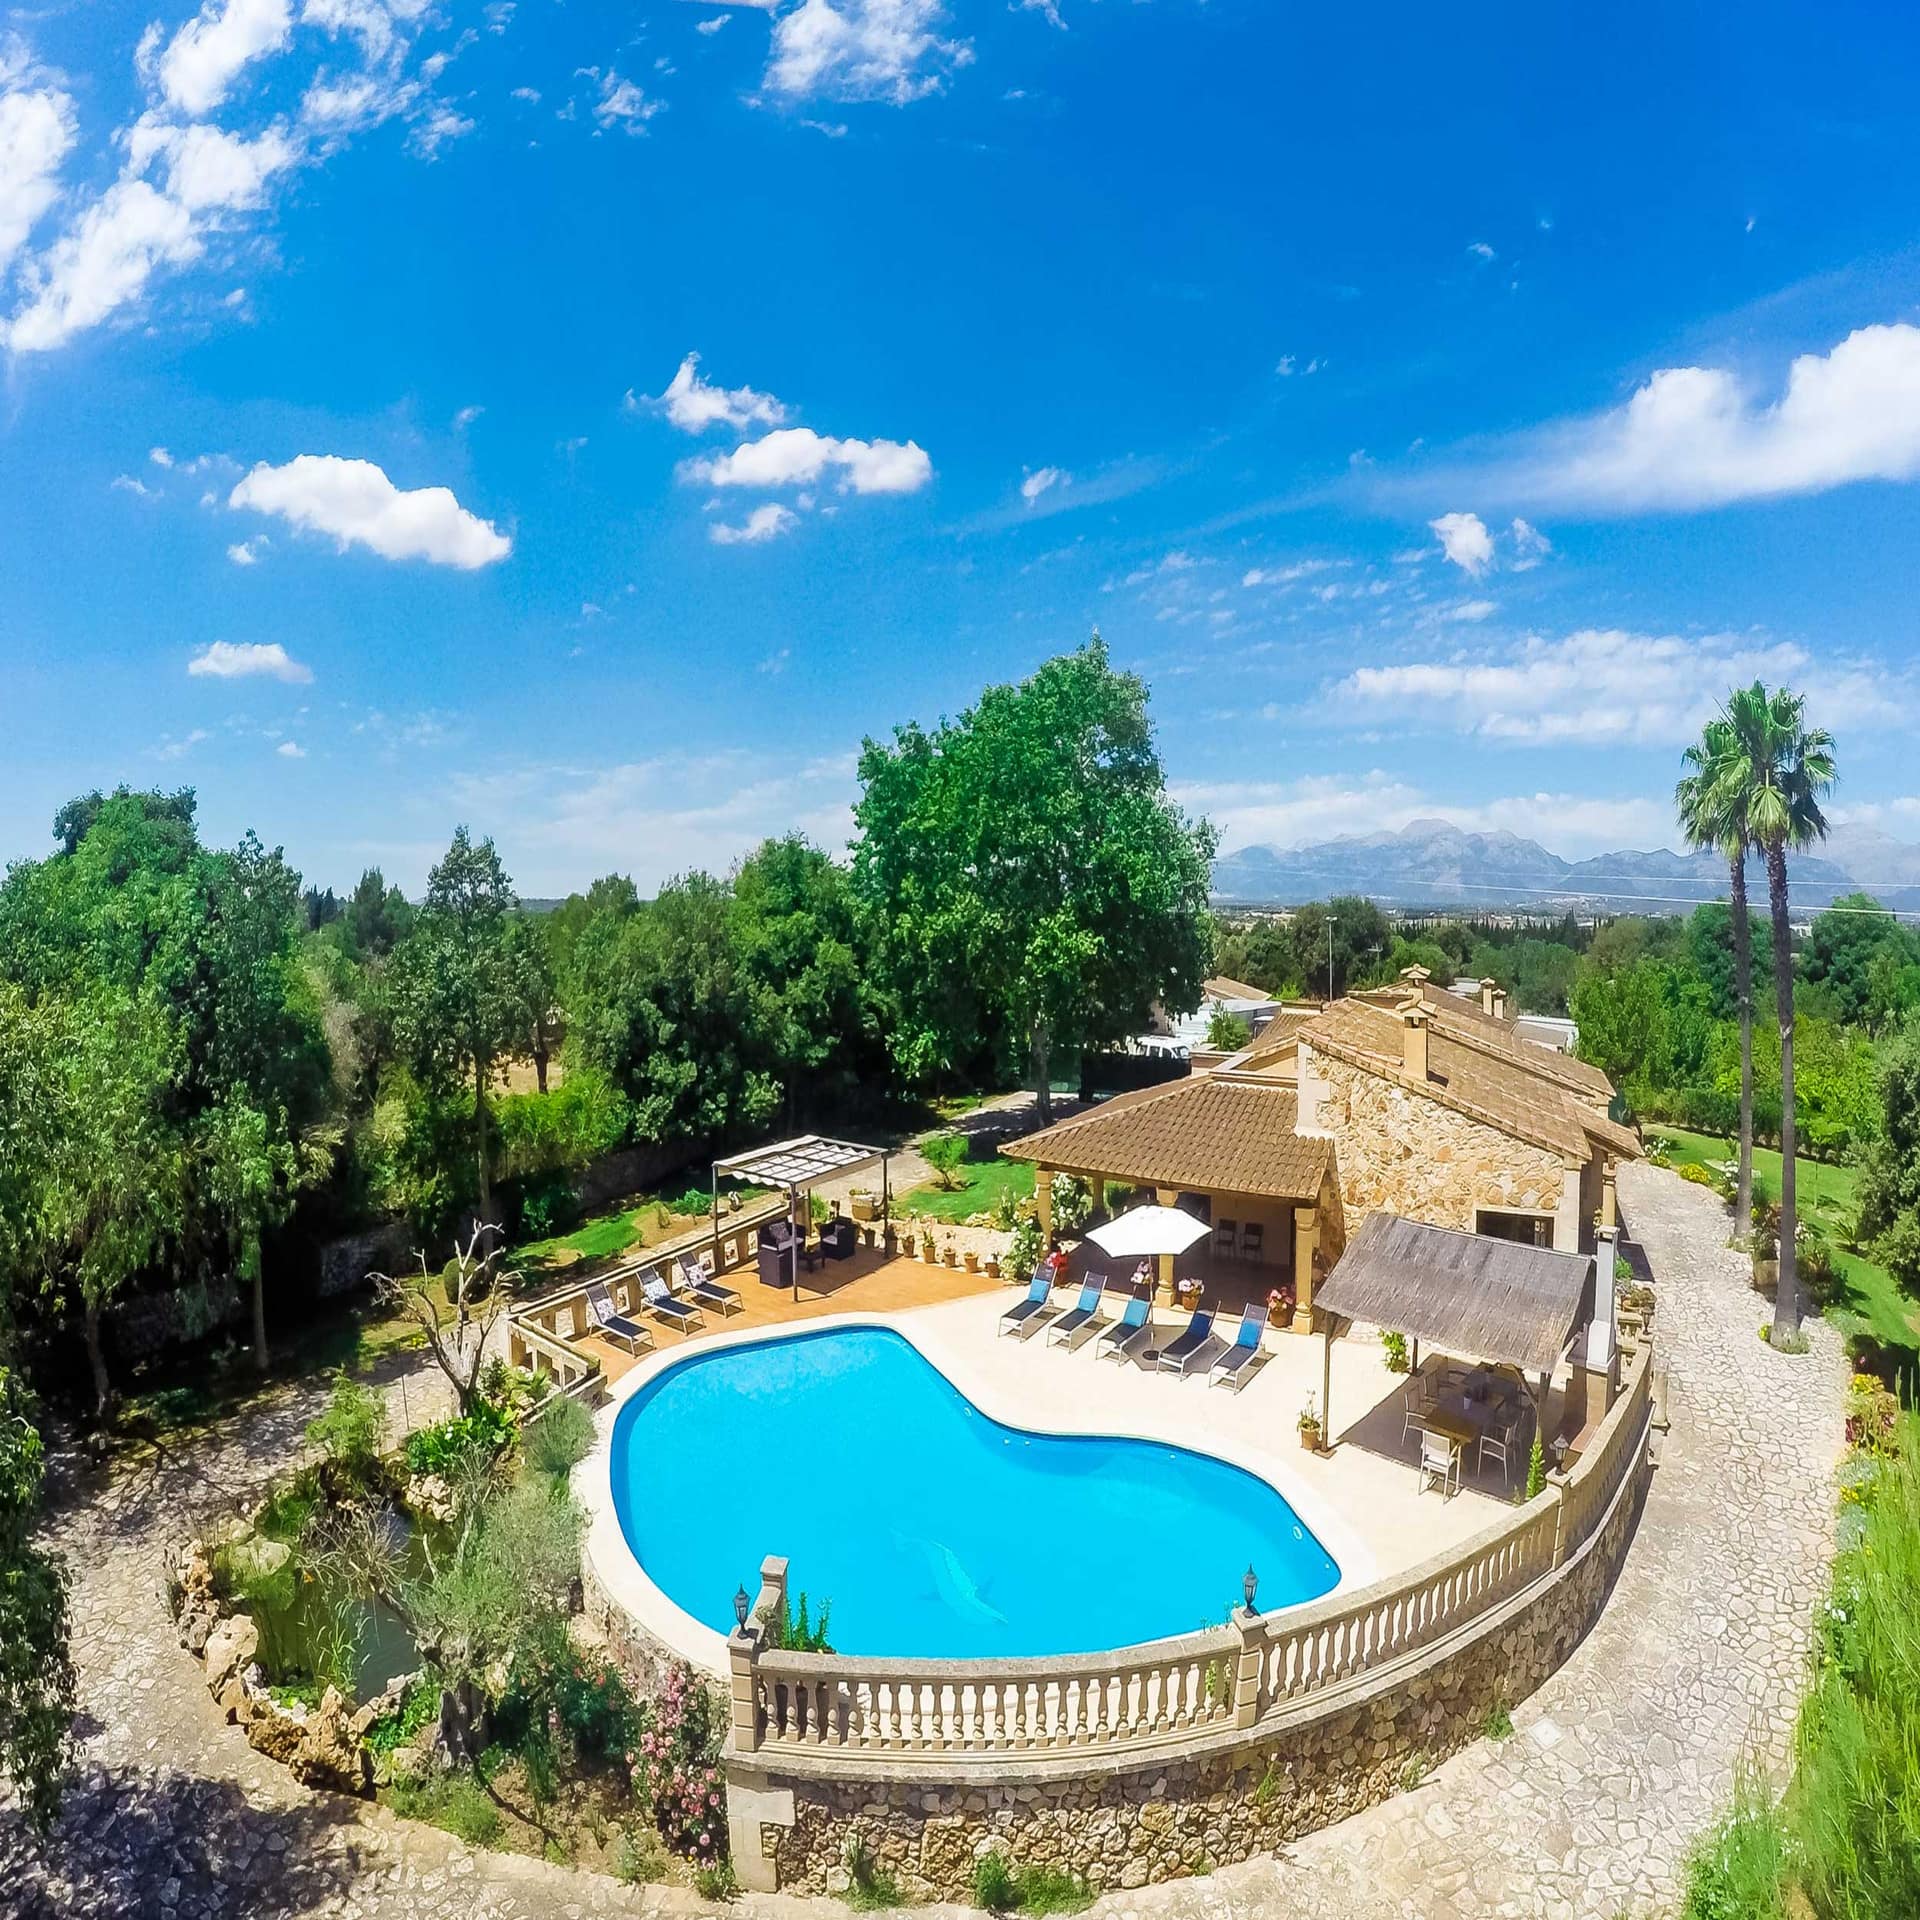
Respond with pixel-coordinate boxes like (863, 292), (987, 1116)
(903, 1155), (1034, 1223)
(512, 1183), (772, 1274)
(1648, 1125), (1920, 1383)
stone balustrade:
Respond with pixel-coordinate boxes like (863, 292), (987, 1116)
(728, 1348), (1652, 1782)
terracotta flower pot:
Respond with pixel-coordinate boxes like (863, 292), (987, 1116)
(1299, 1424), (1321, 1452)
(963, 1250), (980, 1273)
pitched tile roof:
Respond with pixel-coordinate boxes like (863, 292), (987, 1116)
(1002, 1077), (1330, 1202)
(1301, 997), (1639, 1164)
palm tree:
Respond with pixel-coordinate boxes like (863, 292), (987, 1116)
(1710, 683), (1837, 1347)
(1676, 717), (1756, 1238)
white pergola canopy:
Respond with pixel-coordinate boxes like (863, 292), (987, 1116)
(712, 1134), (888, 1190)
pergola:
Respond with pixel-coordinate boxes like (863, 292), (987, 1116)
(710, 1133), (893, 1300)
(1312, 1211), (1595, 1445)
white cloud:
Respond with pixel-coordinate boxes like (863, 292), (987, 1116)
(1461, 322), (1920, 512)
(149, 0), (293, 117)
(710, 501), (798, 544)
(112, 472), (156, 497)
(765, 0), (972, 105)
(1021, 464), (1066, 504)
(1466, 239), (1495, 261)
(593, 71), (661, 134)
(7, 179), (199, 353)
(276, 738), (306, 757)
(188, 639), (312, 682)
(127, 116), (297, 212)
(0, 49), (74, 277)
(696, 12), (731, 31)
(453, 403), (483, 429)
(1508, 517), (1551, 570)
(1325, 628), (1910, 748)
(229, 454), (511, 567)
(155, 727), (211, 760)
(1429, 510), (1494, 577)
(227, 535), (266, 563)
(647, 353), (788, 434)
(1444, 598), (1497, 623)
(684, 424), (932, 495)
(302, 0), (430, 66)
(510, 85), (541, 102)
(409, 105), (473, 158)
(1242, 558), (1339, 588)
(150, 445), (174, 467)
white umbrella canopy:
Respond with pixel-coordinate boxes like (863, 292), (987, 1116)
(1085, 1203), (1211, 1260)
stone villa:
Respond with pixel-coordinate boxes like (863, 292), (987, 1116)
(1005, 967), (1640, 1330)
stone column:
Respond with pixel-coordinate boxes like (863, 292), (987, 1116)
(1156, 1186), (1179, 1299)
(1230, 1606), (1265, 1728)
(1601, 1162), (1618, 1230)
(1291, 1207), (1318, 1334)
(1034, 1166), (1054, 1240)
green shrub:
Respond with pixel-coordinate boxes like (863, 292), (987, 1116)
(496, 1620), (645, 1774)
(694, 1860), (738, 1901)
(1482, 1698), (1513, 1741)
(390, 1771), (502, 1846)
(610, 1824), (666, 1884)
(1014, 1867), (1091, 1915)
(517, 1174), (575, 1238)
(921, 1130), (970, 1190)
(667, 1186), (715, 1217)
(1003, 1217), (1044, 1284)
(304, 1371), (389, 1490)
(522, 1395), (596, 1479)
(364, 1675), (438, 1757)
(763, 1588), (834, 1653)
(1049, 1173), (1092, 1236)
(973, 1850), (1018, 1911)
(1681, 1778), (1790, 1920)
(405, 1401), (513, 1477)
(1524, 1432), (1547, 1501)
(1380, 1331), (1409, 1374)
(843, 1836), (902, 1910)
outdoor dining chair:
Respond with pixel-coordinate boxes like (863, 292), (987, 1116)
(1478, 1417), (1520, 1485)
(1212, 1218), (1238, 1262)
(1418, 1427), (1461, 1499)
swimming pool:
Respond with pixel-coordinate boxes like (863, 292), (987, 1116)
(608, 1325), (1340, 1658)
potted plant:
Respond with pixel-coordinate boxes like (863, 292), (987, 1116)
(1266, 1286), (1294, 1330)
(941, 1242), (959, 1268)
(920, 1231), (937, 1264)
(963, 1248), (980, 1274)
(1297, 1395), (1322, 1452)
(985, 1255), (1001, 1279)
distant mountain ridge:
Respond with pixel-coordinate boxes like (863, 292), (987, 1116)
(1212, 817), (1913, 915)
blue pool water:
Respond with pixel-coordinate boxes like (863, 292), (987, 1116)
(609, 1326), (1340, 1657)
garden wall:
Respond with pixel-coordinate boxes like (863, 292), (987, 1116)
(734, 1430), (1648, 1900)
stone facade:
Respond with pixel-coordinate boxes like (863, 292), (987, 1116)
(744, 1448), (1646, 1901)
(1309, 1050), (1574, 1248)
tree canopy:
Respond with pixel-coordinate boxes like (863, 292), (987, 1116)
(852, 638), (1216, 1119)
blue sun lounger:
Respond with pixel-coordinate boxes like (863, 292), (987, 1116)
(586, 1280), (654, 1356)
(1157, 1308), (1220, 1376)
(674, 1253), (742, 1318)
(998, 1275), (1055, 1337)
(1045, 1274), (1108, 1346)
(1208, 1306), (1267, 1389)
(1097, 1294), (1152, 1363)
(641, 1269), (704, 1333)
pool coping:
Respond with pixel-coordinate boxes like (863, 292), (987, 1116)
(577, 1304), (1381, 1678)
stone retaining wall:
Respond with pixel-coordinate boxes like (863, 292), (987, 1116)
(740, 1437), (1649, 1900)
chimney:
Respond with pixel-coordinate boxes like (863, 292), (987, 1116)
(1400, 963), (1431, 986)
(1479, 976), (1499, 1016)
(1492, 986), (1509, 1021)
(1398, 1004), (1430, 1083)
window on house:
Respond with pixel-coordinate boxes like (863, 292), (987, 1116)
(1475, 1208), (1552, 1248)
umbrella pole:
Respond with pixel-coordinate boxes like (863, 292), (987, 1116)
(1321, 1324), (1332, 1454)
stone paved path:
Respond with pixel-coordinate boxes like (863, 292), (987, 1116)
(0, 1165), (1844, 1920)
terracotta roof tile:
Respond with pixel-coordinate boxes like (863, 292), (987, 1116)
(1002, 1077), (1329, 1202)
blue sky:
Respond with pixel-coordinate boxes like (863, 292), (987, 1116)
(7, 0), (1920, 893)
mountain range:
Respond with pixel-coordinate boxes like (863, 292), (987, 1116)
(1211, 819), (1920, 916)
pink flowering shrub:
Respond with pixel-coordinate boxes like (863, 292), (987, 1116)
(636, 1659), (726, 1861)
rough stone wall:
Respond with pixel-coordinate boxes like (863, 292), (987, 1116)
(1315, 1052), (1569, 1241)
(580, 1555), (697, 1697)
(749, 1451), (1647, 1901)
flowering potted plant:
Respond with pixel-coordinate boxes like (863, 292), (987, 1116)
(1297, 1394), (1322, 1451)
(1267, 1285), (1295, 1330)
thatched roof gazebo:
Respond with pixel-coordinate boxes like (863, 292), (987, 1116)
(1312, 1212), (1597, 1440)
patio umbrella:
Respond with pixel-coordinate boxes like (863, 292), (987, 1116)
(1086, 1204), (1211, 1260)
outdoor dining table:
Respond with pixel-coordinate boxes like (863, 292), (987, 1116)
(1423, 1400), (1486, 1451)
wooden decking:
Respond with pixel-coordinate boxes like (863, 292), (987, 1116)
(577, 1244), (1003, 1382)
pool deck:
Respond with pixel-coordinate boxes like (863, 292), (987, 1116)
(579, 1252), (1536, 1671)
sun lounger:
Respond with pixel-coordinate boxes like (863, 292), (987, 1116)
(1097, 1294), (1153, 1362)
(1157, 1309), (1220, 1376)
(998, 1275), (1055, 1337)
(586, 1280), (654, 1356)
(1208, 1307), (1267, 1389)
(674, 1254), (742, 1317)
(1045, 1275), (1107, 1346)
(641, 1270), (704, 1333)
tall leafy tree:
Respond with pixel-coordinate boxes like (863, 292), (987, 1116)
(343, 865), (415, 959)
(1279, 897), (1391, 1001)
(0, 1365), (77, 1832)
(500, 914), (562, 1095)
(1677, 716), (1759, 1238)
(388, 830), (524, 1245)
(852, 639), (1216, 1123)
(1859, 1016), (1920, 1294)
(1707, 683), (1838, 1346)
